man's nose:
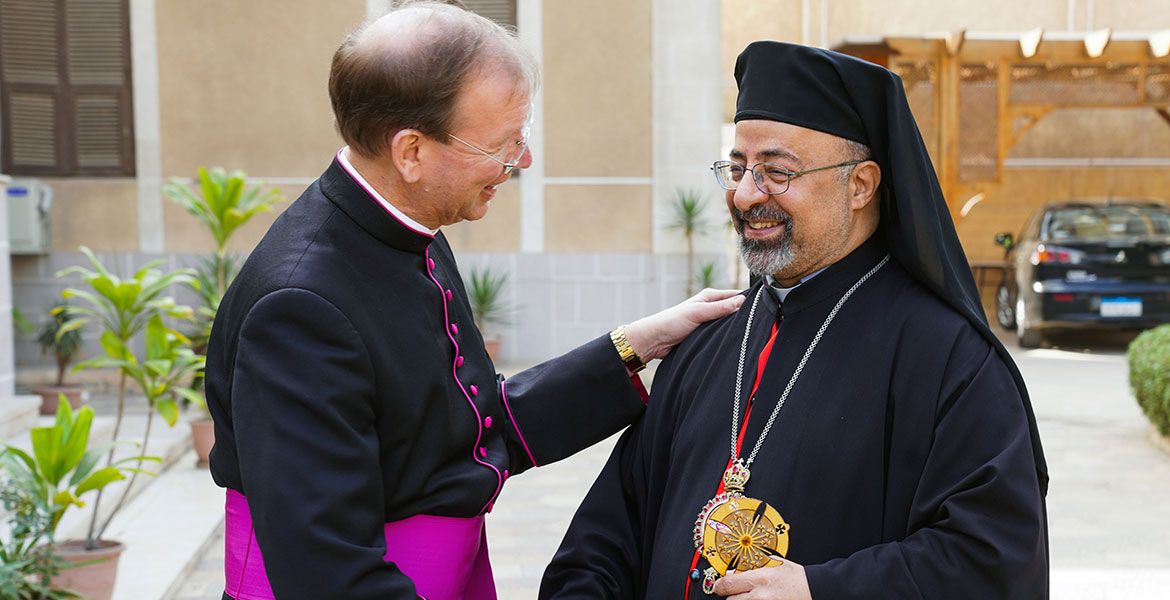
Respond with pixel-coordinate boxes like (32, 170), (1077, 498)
(515, 147), (534, 170)
(731, 173), (767, 213)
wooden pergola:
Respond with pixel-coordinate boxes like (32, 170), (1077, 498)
(834, 30), (1170, 220)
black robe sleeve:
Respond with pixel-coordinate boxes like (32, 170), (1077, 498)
(500, 334), (648, 473)
(802, 345), (1047, 599)
(232, 288), (418, 599)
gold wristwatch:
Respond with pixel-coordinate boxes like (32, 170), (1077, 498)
(610, 325), (647, 374)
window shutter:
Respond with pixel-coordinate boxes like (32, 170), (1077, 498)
(8, 93), (58, 167)
(65, 0), (133, 173)
(0, 0), (133, 176)
(1, 0), (64, 172)
(464, 0), (516, 28)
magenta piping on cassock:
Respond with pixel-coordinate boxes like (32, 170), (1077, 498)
(424, 247), (504, 512)
(499, 379), (540, 467)
(224, 490), (498, 600)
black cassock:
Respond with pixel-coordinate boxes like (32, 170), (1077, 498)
(542, 237), (1048, 599)
(204, 156), (645, 598)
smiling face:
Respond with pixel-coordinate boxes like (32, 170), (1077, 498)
(727, 119), (880, 285)
(417, 68), (534, 227)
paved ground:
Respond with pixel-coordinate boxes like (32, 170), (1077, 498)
(164, 329), (1170, 599)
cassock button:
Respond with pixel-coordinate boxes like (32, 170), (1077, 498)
(478, 446), (487, 458)
(484, 416), (493, 428)
(456, 356), (464, 367)
(503, 469), (509, 480)
(427, 258), (436, 271)
(469, 384), (479, 396)
(451, 323), (459, 336)
(445, 289), (453, 301)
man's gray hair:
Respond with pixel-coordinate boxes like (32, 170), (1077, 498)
(838, 138), (872, 183)
(329, 1), (539, 158)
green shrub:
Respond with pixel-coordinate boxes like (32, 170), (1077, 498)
(1127, 324), (1170, 436)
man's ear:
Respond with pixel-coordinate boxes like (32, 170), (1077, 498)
(850, 161), (882, 210)
(391, 129), (425, 183)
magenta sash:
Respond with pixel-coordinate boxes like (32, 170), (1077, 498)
(224, 490), (497, 600)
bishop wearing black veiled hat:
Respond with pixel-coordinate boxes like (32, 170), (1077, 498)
(540, 41), (1049, 600)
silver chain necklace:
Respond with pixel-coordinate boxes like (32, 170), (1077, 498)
(730, 255), (889, 467)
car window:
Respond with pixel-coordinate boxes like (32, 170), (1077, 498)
(1042, 205), (1170, 241)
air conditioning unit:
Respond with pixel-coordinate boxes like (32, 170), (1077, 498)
(6, 178), (52, 254)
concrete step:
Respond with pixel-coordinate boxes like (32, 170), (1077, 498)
(106, 449), (223, 600)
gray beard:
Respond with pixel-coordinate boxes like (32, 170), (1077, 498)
(734, 206), (795, 277)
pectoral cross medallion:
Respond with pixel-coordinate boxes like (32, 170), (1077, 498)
(692, 460), (790, 595)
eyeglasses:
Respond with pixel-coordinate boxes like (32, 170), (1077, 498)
(711, 159), (864, 195)
(445, 106), (535, 176)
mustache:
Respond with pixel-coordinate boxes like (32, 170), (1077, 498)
(733, 205), (793, 227)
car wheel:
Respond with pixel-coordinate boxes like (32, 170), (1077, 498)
(1015, 296), (1042, 348)
(995, 284), (1016, 329)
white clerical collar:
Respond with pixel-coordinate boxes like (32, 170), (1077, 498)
(765, 268), (826, 303)
(337, 147), (438, 235)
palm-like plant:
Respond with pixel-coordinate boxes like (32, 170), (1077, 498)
(466, 267), (511, 335)
(54, 246), (197, 548)
(162, 167), (283, 298)
(668, 188), (712, 296)
(77, 315), (204, 542)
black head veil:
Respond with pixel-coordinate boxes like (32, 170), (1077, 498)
(734, 41), (1048, 494)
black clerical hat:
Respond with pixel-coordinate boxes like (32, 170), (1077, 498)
(733, 41), (1048, 493)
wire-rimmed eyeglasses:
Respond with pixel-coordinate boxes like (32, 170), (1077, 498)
(445, 106), (535, 176)
(711, 159), (863, 195)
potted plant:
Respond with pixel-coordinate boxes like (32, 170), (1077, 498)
(53, 247), (197, 597)
(163, 167), (284, 466)
(1, 400), (151, 600)
(667, 188), (712, 296)
(31, 301), (87, 415)
(466, 267), (512, 361)
(0, 444), (77, 600)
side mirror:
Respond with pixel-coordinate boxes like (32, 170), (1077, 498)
(994, 232), (1014, 250)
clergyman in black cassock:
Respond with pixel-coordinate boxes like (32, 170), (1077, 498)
(202, 5), (745, 599)
(541, 42), (1049, 599)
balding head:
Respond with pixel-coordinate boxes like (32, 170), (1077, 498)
(329, 1), (537, 159)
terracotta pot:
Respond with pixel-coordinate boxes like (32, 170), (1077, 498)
(190, 417), (215, 468)
(51, 539), (124, 600)
(483, 337), (502, 362)
(32, 386), (88, 416)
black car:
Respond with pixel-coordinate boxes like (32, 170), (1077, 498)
(994, 199), (1170, 347)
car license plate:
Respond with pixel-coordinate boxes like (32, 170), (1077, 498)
(1100, 297), (1142, 317)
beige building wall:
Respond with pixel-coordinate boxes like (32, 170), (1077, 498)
(46, 179), (140, 252)
(544, 185), (653, 253)
(542, 0), (651, 178)
(155, 0), (360, 181)
(540, 0), (653, 252)
(1091, 0), (1170, 30)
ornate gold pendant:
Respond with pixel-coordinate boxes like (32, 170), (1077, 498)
(693, 460), (789, 593)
